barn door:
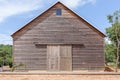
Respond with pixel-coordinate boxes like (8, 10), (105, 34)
(47, 45), (72, 71)
(47, 45), (60, 71)
(60, 45), (72, 71)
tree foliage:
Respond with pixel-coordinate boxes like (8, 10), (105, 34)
(105, 43), (115, 63)
(0, 44), (12, 67)
(106, 9), (120, 71)
(106, 24), (120, 45)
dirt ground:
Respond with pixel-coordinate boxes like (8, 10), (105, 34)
(0, 74), (120, 80)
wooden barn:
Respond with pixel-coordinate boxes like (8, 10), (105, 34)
(11, 2), (105, 71)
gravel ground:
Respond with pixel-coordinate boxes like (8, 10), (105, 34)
(0, 74), (120, 80)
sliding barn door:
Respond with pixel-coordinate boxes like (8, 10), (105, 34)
(47, 45), (60, 71)
(47, 45), (72, 71)
(60, 45), (72, 71)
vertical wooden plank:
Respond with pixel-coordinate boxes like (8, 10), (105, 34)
(47, 45), (60, 71)
(60, 45), (72, 71)
(47, 45), (72, 71)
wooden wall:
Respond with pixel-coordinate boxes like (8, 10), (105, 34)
(13, 3), (104, 71)
(72, 44), (104, 70)
(13, 44), (47, 70)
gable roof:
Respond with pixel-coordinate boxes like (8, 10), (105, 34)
(11, 2), (106, 38)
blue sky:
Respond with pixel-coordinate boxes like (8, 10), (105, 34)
(0, 0), (120, 45)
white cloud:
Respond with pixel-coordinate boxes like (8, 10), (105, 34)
(0, 0), (96, 23)
(0, 0), (44, 23)
(0, 34), (12, 45)
(59, 0), (96, 8)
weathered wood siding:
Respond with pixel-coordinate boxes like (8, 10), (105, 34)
(14, 44), (47, 70)
(13, 3), (104, 71)
(72, 44), (104, 70)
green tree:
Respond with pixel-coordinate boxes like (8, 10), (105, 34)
(0, 44), (12, 67)
(106, 10), (120, 72)
(105, 42), (115, 63)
